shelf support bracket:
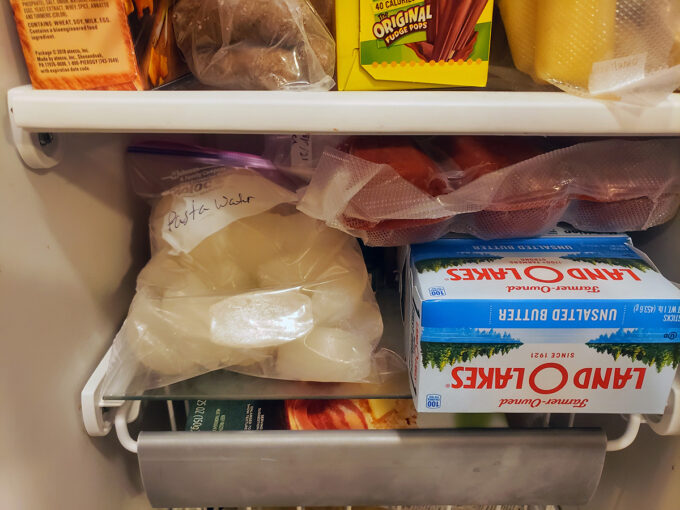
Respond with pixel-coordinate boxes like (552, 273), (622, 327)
(606, 414), (643, 452)
(81, 347), (139, 436)
(115, 402), (139, 453)
(644, 370), (680, 436)
(8, 88), (62, 169)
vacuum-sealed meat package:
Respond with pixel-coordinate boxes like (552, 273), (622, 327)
(103, 146), (389, 395)
(298, 137), (680, 245)
(172, 0), (335, 90)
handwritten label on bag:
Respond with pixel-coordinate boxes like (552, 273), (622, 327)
(156, 170), (297, 253)
(290, 134), (313, 168)
(589, 53), (647, 96)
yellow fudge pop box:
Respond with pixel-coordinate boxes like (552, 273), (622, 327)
(336, 0), (494, 91)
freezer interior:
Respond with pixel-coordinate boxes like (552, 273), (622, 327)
(2, 1), (680, 509)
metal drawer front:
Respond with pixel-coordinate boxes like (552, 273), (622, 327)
(138, 428), (606, 508)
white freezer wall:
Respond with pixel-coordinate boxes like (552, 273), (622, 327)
(0, 2), (150, 507)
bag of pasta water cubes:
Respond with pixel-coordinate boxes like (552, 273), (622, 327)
(103, 142), (386, 396)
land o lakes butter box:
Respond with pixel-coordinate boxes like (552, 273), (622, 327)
(401, 232), (680, 413)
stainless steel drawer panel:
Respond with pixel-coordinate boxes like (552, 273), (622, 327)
(138, 428), (606, 508)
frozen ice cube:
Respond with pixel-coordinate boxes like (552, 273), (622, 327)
(276, 211), (350, 256)
(255, 246), (335, 287)
(275, 327), (374, 382)
(212, 211), (294, 275)
(126, 293), (226, 375)
(189, 227), (258, 291)
(137, 251), (213, 297)
(195, 259), (254, 293)
(292, 240), (370, 324)
(308, 270), (368, 324)
(256, 257), (307, 287)
(209, 289), (313, 348)
(329, 301), (384, 346)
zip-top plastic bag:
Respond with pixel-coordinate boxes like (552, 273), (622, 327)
(498, 0), (680, 104)
(297, 137), (680, 245)
(263, 134), (348, 182)
(172, 0), (335, 90)
(103, 143), (389, 395)
(126, 140), (304, 205)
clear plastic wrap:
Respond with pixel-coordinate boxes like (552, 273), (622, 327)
(103, 149), (388, 395)
(309, 0), (334, 33)
(263, 134), (347, 182)
(171, 0), (335, 90)
(498, 0), (680, 104)
(297, 137), (680, 245)
(126, 141), (297, 200)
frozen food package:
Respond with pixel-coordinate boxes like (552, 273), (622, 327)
(9, 0), (187, 90)
(498, 0), (680, 104)
(336, 0), (495, 90)
(126, 141), (300, 201)
(102, 150), (389, 395)
(184, 398), (506, 431)
(298, 137), (680, 245)
(402, 231), (680, 414)
(185, 399), (419, 431)
(172, 0), (335, 90)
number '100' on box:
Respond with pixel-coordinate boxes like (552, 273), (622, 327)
(401, 232), (680, 414)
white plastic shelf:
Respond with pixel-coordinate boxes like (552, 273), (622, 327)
(8, 85), (680, 136)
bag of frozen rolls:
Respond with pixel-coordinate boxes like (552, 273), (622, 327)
(102, 142), (388, 396)
(172, 0), (335, 90)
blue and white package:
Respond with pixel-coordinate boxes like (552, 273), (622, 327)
(402, 231), (680, 413)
